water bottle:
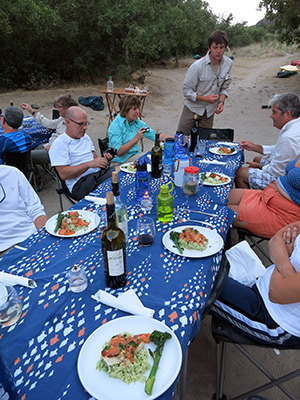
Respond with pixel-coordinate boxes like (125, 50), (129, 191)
(163, 138), (175, 166)
(156, 182), (174, 223)
(174, 153), (189, 187)
(107, 76), (114, 92)
(135, 158), (149, 202)
(174, 131), (185, 155)
(0, 346), (18, 400)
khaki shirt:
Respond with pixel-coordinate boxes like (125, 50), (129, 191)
(183, 52), (233, 117)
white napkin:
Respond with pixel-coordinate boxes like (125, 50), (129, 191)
(84, 195), (106, 205)
(92, 288), (154, 318)
(0, 271), (37, 289)
(226, 240), (267, 287)
(199, 159), (226, 165)
(216, 141), (240, 147)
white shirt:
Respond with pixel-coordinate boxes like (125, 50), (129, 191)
(0, 165), (46, 252)
(34, 113), (66, 146)
(49, 133), (99, 192)
(261, 117), (300, 178)
(257, 234), (300, 337)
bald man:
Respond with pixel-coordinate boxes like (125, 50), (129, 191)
(49, 106), (114, 200)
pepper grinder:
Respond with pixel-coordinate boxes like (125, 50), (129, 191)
(67, 265), (88, 293)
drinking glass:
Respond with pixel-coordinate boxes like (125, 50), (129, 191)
(97, 207), (107, 233)
(136, 217), (156, 246)
(0, 285), (22, 327)
(194, 140), (206, 158)
(163, 163), (172, 179)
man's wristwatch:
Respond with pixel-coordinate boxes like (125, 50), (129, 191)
(31, 110), (37, 116)
(218, 100), (224, 105)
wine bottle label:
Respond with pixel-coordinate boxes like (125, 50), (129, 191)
(106, 249), (125, 276)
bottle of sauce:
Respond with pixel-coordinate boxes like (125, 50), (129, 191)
(112, 171), (128, 243)
(151, 131), (162, 178)
(101, 192), (127, 288)
(156, 182), (174, 223)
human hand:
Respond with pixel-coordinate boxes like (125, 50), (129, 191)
(89, 156), (110, 169)
(214, 102), (224, 114)
(246, 161), (262, 169)
(240, 140), (256, 151)
(206, 95), (219, 104)
(44, 145), (50, 152)
(283, 226), (298, 256)
(20, 103), (32, 113)
(136, 127), (146, 140)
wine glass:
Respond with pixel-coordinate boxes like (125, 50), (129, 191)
(136, 217), (156, 246)
(0, 285), (22, 327)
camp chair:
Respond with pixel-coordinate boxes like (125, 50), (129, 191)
(4, 150), (37, 191)
(53, 167), (77, 211)
(211, 314), (300, 400)
(98, 137), (109, 157)
(190, 122), (234, 152)
(237, 228), (272, 265)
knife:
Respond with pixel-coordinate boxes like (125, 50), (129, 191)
(182, 209), (217, 217)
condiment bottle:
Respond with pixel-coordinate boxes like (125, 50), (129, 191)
(112, 171), (128, 243)
(183, 166), (200, 195)
(101, 192), (127, 288)
(67, 264), (88, 293)
(135, 158), (149, 202)
(156, 182), (174, 223)
(174, 153), (189, 187)
(151, 131), (163, 178)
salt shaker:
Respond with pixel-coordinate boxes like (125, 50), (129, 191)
(67, 265), (88, 293)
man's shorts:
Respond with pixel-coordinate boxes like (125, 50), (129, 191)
(177, 105), (214, 135)
(248, 168), (277, 190)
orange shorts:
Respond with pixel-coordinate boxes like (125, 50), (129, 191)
(239, 183), (300, 238)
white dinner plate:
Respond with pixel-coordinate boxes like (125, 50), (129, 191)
(45, 210), (100, 238)
(209, 146), (237, 156)
(201, 172), (231, 186)
(77, 316), (182, 400)
(162, 225), (224, 258)
(120, 162), (151, 174)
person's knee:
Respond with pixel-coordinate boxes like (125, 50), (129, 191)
(235, 167), (249, 187)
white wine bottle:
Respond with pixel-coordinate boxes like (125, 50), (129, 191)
(112, 171), (128, 244)
(101, 192), (127, 288)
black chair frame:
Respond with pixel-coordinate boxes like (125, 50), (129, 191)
(4, 150), (37, 191)
(190, 126), (234, 152)
(98, 137), (109, 157)
(53, 167), (77, 211)
(211, 315), (300, 400)
(237, 227), (272, 264)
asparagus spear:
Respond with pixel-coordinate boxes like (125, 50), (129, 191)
(169, 231), (183, 254)
(54, 211), (64, 233)
(145, 330), (172, 395)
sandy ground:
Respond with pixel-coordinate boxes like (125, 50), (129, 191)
(1, 49), (300, 399)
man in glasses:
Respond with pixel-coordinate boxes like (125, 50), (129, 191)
(0, 165), (47, 255)
(0, 106), (32, 164)
(49, 106), (114, 200)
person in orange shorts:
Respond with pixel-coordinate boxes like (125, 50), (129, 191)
(227, 158), (300, 238)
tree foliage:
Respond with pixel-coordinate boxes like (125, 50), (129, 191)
(0, 0), (274, 90)
(259, 0), (300, 44)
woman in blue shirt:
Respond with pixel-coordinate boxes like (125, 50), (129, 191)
(107, 96), (170, 164)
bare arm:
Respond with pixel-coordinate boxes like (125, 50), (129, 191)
(268, 222), (300, 303)
(117, 128), (145, 156)
(240, 140), (263, 154)
(34, 215), (47, 230)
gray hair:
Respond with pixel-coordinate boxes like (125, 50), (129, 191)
(2, 106), (23, 129)
(269, 93), (300, 118)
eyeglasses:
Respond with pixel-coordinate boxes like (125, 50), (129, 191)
(69, 118), (90, 127)
(0, 183), (6, 204)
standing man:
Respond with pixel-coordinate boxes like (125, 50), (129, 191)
(0, 106), (32, 164)
(49, 106), (114, 200)
(177, 30), (233, 136)
(235, 93), (300, 189)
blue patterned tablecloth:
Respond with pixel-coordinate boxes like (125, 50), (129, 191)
(0, 143), (243, 400)
(0, 116), (52, 149)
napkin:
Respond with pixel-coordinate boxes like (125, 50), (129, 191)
(226, 240), (267, 287)
(199, 159), (226, 165)
(84, 195), (106, 205)
(0, 271), (37, 289)
(92, 288), (154, 318)
(216, 141), (240, 147)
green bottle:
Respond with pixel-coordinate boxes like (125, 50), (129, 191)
(156, 182), (174, 223)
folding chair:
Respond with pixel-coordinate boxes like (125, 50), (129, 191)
(98, 137), (109, 157)
(4, 150), (37, 191)
(211, 315), (300, 400)
(190, 124), (234, 152)
(53, 167), (77, 211)
(237, 228), (272, 264)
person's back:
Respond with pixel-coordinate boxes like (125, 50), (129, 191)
(0, 165), (47, 253)
(0, 106), (32, 164)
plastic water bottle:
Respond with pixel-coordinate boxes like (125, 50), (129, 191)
(156, 182), (174, 222)
(174, 131), (185, 155)
(135, 158), (149, 202)
(107, 76), (114, 92)
(163, 138), (175, 166)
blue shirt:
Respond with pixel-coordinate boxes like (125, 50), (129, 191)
(278, 159), (300, 206)
(0, 130), (33, 164)
(107, 113), (156, 163)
